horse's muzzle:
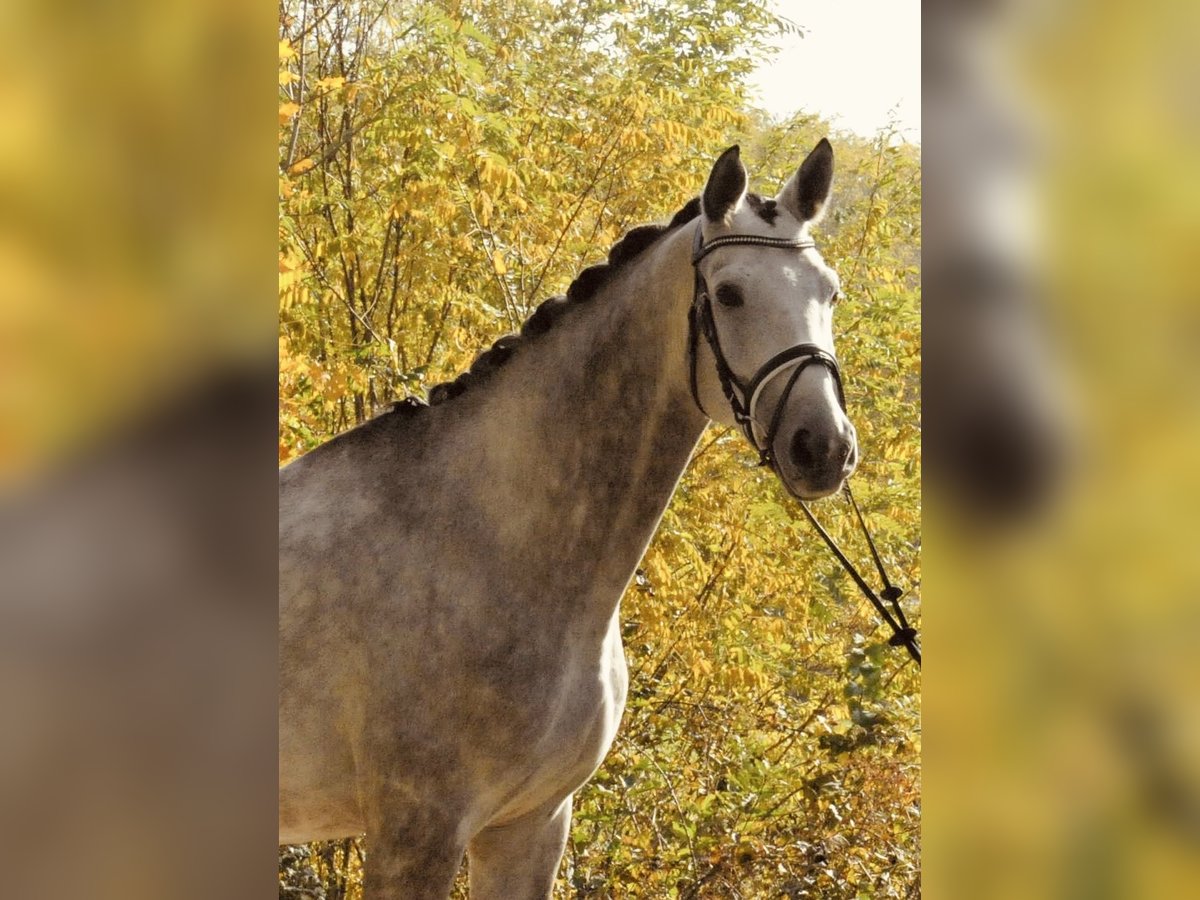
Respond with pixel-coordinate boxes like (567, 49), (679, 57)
(786, 423), (858, 496)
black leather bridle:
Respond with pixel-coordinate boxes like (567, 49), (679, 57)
(687, 225), (845, 467)
(687, 223), (921, 666)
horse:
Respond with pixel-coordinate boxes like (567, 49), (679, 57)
(279, 139), (857, 898)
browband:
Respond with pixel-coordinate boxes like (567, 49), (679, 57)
(691, 228), (816, 265)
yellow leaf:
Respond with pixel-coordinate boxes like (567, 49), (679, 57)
(316, 76), (345, 92)
(278, 39), (296, 61)
(491, 250), (506, 276)
(278, 102), (300, 125)
(289, 157), (315, 175)
(279, 70), (298, 86)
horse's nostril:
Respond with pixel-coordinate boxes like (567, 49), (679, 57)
(790, 429), (815, 470)
(790, 428), (854, 474)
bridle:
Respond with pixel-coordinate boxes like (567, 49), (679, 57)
(687, 223), (921, 667)
(687, 226), (844, 465)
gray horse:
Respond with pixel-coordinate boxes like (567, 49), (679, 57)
(280, 141), (855, 897)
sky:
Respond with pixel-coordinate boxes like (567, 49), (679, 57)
(748, 0), (921, 140)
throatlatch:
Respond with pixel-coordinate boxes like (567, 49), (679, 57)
(688, 223), (921, 667)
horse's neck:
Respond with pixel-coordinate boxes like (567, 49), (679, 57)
(454, 223), (708, 609)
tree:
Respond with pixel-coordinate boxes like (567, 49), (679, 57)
(279, 2), (921, 896)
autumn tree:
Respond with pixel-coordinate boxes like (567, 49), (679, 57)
(280, 2), (920, 897)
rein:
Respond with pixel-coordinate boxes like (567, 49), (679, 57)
(688, 224), (921, 667)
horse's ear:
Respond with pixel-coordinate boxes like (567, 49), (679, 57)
(777, 138), (834, 223)
(702, 145), (748, 224)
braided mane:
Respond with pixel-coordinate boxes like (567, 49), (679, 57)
(391, 197), (703, 413)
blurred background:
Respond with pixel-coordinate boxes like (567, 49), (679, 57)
(923, 0), (1200, 897)
(0, 1), (278, 898)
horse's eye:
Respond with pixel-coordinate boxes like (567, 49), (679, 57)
(715, 284), (744, 308)
(831, 289), (842, 305)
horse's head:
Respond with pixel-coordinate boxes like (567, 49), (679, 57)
(691, 140), (856, 500)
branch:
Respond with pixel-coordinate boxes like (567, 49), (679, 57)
(423, 293), (456, 369)
(290, 1), (337, 44)
(846, 128), (892, 288)
(284, 2), (308, 170)
(687, 427), (733, 466)
(526, 127), (624, 302)
(632, 532), (742, 686)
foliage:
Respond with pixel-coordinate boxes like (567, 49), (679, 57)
(279, 0), (783, 448)
(279, 2), (920, 897)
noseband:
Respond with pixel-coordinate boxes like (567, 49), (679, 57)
(686, 222), (921, 667)
(687, 225), (846, 470)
